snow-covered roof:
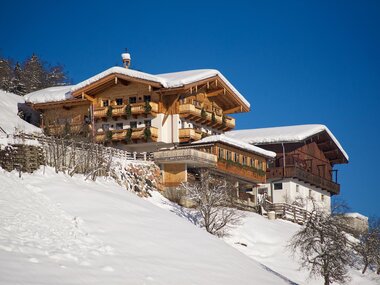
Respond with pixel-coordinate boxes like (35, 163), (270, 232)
(191, 134), (276, 158)
(25, 66), (249, 108)
(24, 85), (74, 104)
(226, 124), (348, 161)
(156, 69), (250, 107)
(343, 213), (368, 221)
(71, 67), (163, 93)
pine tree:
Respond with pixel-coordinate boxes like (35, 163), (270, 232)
(21, 54), (46, 93)
(47, 65), (67, 86)
(0, 57), (13, 91)
(11, 62), (26, 95)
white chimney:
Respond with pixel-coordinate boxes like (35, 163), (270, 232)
(121, 52), (131, 68)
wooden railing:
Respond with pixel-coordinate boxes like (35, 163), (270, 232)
(178, 102), (235, 130)
(47, 123), (87, 136)
(94, 102), (159, 119)
(264, 200), (312, 224)
(178, 128), (203, 142)
(217, 159), (266, 183)
(95, 127), (158, 143)
(267, 166), (340, 194)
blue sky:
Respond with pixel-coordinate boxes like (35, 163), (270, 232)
(1, 0), (379, 217)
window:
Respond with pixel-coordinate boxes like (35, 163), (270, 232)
(144, 120), (151, 127)
(258, 161), (263, 170)
(309, 189), (312, 198)
(130, 121), (137, 129)
(129, 97), (137, 104)
(250, 158), (254, 167)
(234, 153), (239, 162)
(115, 123), (123, 130)
(242, 156), (246, 165)
(102, 124), (110, 131)
(321, 194), (325, 202)
(116, 98), (123, 105)
(102, 100), (109, 107)
(296, 185), (299, 193)
(143, 95), (151, 102)
(218, 148), (224, 158)
(273, 183), (283, 190)
(227, 151), (231, 161)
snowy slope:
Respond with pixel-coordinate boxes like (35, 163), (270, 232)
(0, 90), (40, 134)
(148, 193), (380, 285)
(0, 168), (288, 285)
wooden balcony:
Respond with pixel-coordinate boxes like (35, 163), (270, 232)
(46, 123), (86, 136)
(178, 103), (235, 130)
(95, 127), (158, 143)
(94, 102), (159, 120)
(267, 166), (340, 195)
(179, 128), (203, 142)
(153, 148), (217, 167)
(217, 159), (266, 183)
(94, 107), (108, 118)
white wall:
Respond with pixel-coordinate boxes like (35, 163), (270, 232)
(262, 179), (331, 212)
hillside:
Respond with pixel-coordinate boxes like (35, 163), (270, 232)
(0, 90), (40, 135)
(0, 168), (288, 285)
(148, 193), (380, 285)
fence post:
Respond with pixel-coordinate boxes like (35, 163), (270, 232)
(133, 152), (137, 160)
(143, 152), (146, 161)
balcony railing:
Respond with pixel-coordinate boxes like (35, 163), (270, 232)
(153, 148), (217, 167)
(95, 127), (158, 143)
(46, 123), (87, 136)
(179, 128), (203, 142)
(217, 159), (266, 183)
(178, 102), (235, 130)
(267, 166), (340, 194)
(94, 102), (159, 119)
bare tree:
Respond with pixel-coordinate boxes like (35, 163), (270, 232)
(355, 217), (380, 274)
(288, 206), (352, 285)
(182, 169), (243, 237)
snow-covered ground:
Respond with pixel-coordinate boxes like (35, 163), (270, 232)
(148, 192), (380, 285)
(0, 167), (288, 285)
(0, 90), (40, 135)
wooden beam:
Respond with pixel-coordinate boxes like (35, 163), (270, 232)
(206, 88), (224, 98)
(224, 106), (242, 114)
(82, 93), (96, 103)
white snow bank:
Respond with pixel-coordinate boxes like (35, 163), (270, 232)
(0, 90), (41, 135)
(191, 134), (276, 158)
(0, 167), (287, 285)
(226, 124), (349, 161)
(24, 85), (74, 104)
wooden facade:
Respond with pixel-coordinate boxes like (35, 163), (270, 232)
(260, 138), (343, 194)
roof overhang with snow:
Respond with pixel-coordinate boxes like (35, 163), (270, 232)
(190, 134), (276, 159)
(25, 67), (250, 114)
(226, 125), (348, 164)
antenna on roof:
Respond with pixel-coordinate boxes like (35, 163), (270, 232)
(121, 48), (131, 69)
